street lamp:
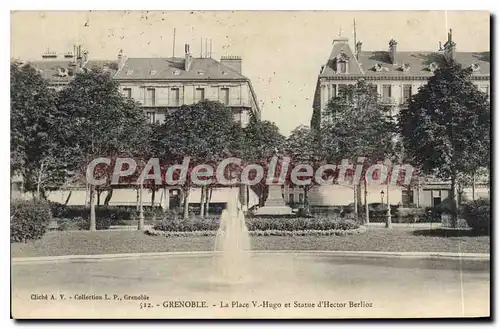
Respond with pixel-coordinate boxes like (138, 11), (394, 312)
(386, 183), (392, 229)
(380, 190), (384, 204)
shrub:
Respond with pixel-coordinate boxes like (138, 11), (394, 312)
(11, 200), (52, 242)
(76, 215), (113, 230)
(138, 207), (170, 220)
(461, 198), (490, 231)
(152, 215), (359, 232)
(56, 218), (82, 231)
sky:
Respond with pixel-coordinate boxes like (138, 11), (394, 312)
(10, 11), (490, 136)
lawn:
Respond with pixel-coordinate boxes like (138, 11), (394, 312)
(11, 226), (490, 258)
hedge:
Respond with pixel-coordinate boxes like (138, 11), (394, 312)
(145, 226), (367, 237)
(153, 216), (359, 232)
(461, 199), (490, 231)
(49, 202), (168, 223)
(11, 200), (52, 242)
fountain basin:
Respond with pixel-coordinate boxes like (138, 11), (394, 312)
(11, 251), (490, 319)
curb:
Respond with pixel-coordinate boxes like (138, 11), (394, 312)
(12, 250), (490, 265)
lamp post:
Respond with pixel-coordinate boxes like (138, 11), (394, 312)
(380, 190), (384, 204)
(386, 182), (392, 229)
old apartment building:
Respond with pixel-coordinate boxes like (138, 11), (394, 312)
(17, 43), (261, 209)
(310, 30), (490, 207)
(114, 44), (260, 127)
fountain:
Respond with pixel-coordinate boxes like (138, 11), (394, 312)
(214, 199), (251, 283)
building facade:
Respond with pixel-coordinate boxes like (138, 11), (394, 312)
(113, 44), (260, 126)
(16, 44), (262, 210)
(310, 30), (490, 208)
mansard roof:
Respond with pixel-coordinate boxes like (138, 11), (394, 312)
(113, 57), (248, 81)
(319, 38), (490, 79)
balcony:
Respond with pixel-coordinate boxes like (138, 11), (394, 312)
(380, 96), (396, 105)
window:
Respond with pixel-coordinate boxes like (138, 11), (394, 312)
(195, 88), (205, 102)
(479, 85), (489, 95)
(220, 88), (230, 105)
(338, 61), (347, 73)
(123, 88), (132, 99)
(146, 88), (156, 106)
(289, 194), (295, 204)
(233, 110), (242, 123)
(403, 84), (412, 102)
(170, 88), (180, 106)
(298, 193), (304, 204)
(332, 84), (337, 98)
(146, 112), (156, 124)
(431, 190), (442, 207)
(369, 84), (377, 95)
(382, 85), (392, 99)
(401, 189), (414, 207)
(338, 84), (347, 95)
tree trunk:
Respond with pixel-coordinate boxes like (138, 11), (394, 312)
(64, 190), (72, 205)
(36, 162), (44, 201)
(85, 184), (90, 207)
(200, 186), (206, 219)
(304, 186), (312, 216)
(205, 187), (211, 216)
(163, 186), (169, 212)
(136, 188), (140, 211)
(472, 170), (476, 201)
(151, 188), (156, 207)
(357, 183), (362, 215)
(183, 187), (190, 220)
(89, 187), (97, 231)
(138, 183), (145, 231)
(364, 178), (369, 224)
(450, 172), (459, 228)
(104, 189), (113, 206)
(97, 189), (101, 206)
(353, 184), (358, 214)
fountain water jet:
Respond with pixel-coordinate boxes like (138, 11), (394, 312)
(214, 199), (251, 283)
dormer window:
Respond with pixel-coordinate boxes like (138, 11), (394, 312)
(57, 67), (68, 77)
(374, 63), (383, 72)
(335, 52), (349, 74)
(197, 70), (205, 76)
(173, 70), (180, 75)
(338, 61), (347, 73)
(126, 70), (134, 76)
(150, 69), (157, 75)
(470, 63), (480, 72)
(401, 62), (411, 72)
(428, 62), (438, 72)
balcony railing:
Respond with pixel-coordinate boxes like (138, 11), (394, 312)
(380, 96), (396, 105)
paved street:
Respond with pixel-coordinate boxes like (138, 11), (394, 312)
(12, 253), (490, 318)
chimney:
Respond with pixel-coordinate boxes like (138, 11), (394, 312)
(444, 29), (456, 61)
(184, 44), (192, 72)
(355, 41), (362, 59)
(75, 45), (84, 69)
(82, 50), (89, 63)
(41, 49), (57, 60)
(117, 49), (125, 69)
(220, 56), (242, 74)
(389, 39), (398, 64)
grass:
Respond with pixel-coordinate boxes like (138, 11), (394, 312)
(11, 226), (490, 258)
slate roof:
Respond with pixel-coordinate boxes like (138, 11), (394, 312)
(27, 60), (118, 84)
(319, 39), (490, 78)
(113, 57), (248, 81)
